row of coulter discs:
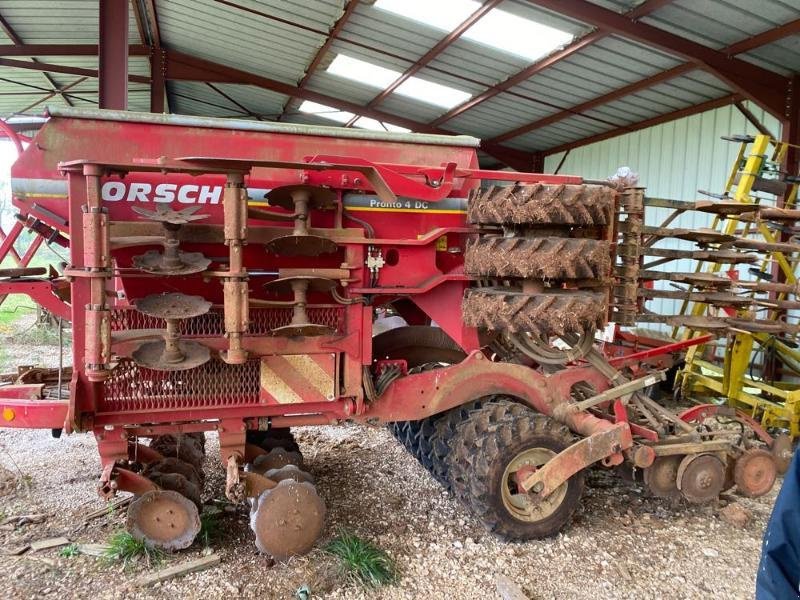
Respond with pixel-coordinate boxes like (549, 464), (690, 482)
(127, 430), (325, 560)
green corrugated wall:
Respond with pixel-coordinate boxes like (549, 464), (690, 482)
(543, 101), (781, 201)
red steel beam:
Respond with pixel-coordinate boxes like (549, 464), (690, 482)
(138, 0), (165, 113)
(98, 0), (129, 109)
(163, 50), (534, 170)
(491, 63), (694, 143)
(0, 57), (149, 84)
(545, 93), (741, 155)
(430, 31), (602, 127)
(0, 44), (150, 56)
(524, 0), (788, 116)
(490, 20), (797, 146)
(430, 0), (672, 127)
(725, 18), (800, 55)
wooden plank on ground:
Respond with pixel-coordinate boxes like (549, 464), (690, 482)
(30, 537), (71, 552)
(134, 554), (221, 587)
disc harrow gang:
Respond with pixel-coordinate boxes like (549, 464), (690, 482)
(242, 432), (326, 561)
(124, 434), (206, 550)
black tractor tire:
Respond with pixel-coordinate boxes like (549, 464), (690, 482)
(447, 400), (584, 540)
(374, 326), (467, 467)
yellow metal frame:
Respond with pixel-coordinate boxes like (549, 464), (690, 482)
(677, 134), (800, 437)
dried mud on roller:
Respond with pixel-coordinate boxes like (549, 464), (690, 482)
(465, 237), (611, 280)
(462, 289), (607, 337)
(467, 184), (616, 226)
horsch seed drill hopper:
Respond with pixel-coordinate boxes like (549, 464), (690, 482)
(0, 108), (784, 557)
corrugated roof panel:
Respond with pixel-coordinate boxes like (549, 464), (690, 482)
(305, 71), (392, 107)
(168, 81), (289, 120)
(641, 0), (800, 50)
(502, 35), (679, 111)
(506, 116), (615, 151)
(588, 0), (639, 11)
(374, 94), (446, 125)
(0, 0), (139, 43)
(158, 0), (343, 86)
(741, 35), (800, 76)
(446, 93), (558, 139)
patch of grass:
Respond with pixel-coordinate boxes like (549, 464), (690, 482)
(103, 531), (165, 570)
(324, 531), (397, 589)
(198, 512), (220, 548)
(59, 543), (80, 558)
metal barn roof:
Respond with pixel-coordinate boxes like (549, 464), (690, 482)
(0, 0), (798, 169)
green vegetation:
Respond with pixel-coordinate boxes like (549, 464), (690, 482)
(324, 531), (397, 589)
(198, 512), (220, 548)
(103, 531), (165, 570)
(59, 543), (80, 558)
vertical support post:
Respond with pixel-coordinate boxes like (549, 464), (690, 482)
(82, 165), (111, 382)
(532, 152), (545, 173)
(150, 47), (166, 113)
(222, 172), (249, 364)
(99, 0), (129, 110)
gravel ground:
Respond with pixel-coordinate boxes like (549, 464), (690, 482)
(0, 423), (779, 600)
(0, 312), (780, 599)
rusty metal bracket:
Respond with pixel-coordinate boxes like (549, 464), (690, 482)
(518, 422), (631, 497)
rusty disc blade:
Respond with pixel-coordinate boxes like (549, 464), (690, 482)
(147, 471), (202, 510)
(144, 457), (204, 489)
(734, 448), (777, 498)
(135, 292), (212, 320)
(670, 228), (736, 244)
(266, 234), (338, 257)
(643, 455), (682, 499)
(249, 480), (326, 561)
(271, 323), (334, 337)
(249, 448), (304, 474)
(132, 204), (209, 225)
(771, 434), (793, 475)
(150, 435), (205, 471)
(126, 489), (201, 551)
(264, 464), (315, 485)
(265, 184), (337, 211)
(131, 339), (211, 371)
(677, 453), (725, 503)
(132, 250), (211, 276)
(263, 276), (337, 295)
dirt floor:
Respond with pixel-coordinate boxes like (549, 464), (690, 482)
(0, 424), (779, 600)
